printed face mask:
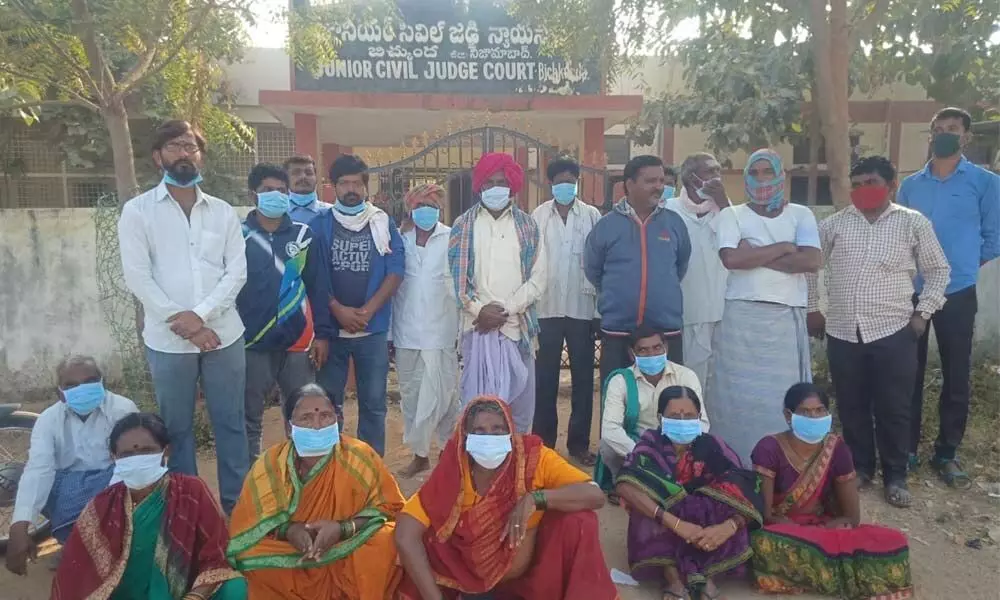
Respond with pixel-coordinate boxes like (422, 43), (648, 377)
(291, 423), (340, 457)
(480, 186), (512, 211)
(256, 190), (290, 218)
(790, 414), (832, 444)
(660, 417), (701, 445)
(113, 452), (168, 490)
(61, 381), (105, 416)
(552, 182), (578, 205)
(465, 433), (512, 469)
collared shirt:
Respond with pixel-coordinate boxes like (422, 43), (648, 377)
(665, 194), (728, 325)
(461, 206), (548, 342)
(12, 392), (137, 525)
(288, 199), (333, 224)
(601, 363), (709, 458)
(716, 203), (822, 307)
(807, 203), (950, 344)
(531, 199), (600, 321)
(118, 182), (247, 354)
(898, 157), (1000, 294)
(392, 225), (459, 350)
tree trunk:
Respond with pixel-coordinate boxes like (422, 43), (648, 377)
(807, 99), (822, 207)
(102, 97), (139, 205)
(810, 0), (853, 209)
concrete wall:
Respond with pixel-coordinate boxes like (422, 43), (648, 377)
(1, 207), (997, 397)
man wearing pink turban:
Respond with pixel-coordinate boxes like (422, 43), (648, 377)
(448, 153), (548, 432)
(392, 184), (461, 477)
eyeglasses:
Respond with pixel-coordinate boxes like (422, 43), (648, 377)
(163, 142), (201, 154)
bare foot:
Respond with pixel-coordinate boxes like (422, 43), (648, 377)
(704, 578), (726, 600)
(397, 455), (430, 478)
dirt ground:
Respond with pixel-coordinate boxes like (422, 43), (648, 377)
(3, 372), (998, 599)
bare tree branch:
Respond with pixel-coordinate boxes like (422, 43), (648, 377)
(69, 0), (117, 98)
(0, 98), (100, 112)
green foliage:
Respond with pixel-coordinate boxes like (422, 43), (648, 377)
(285, 0), (398, 76)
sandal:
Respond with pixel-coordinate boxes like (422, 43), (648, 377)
(884, 481), (913, 508)
(932, 457), (972, 490)
(662, 587), (689, 600)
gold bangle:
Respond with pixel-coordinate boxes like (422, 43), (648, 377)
(674, 516), (682, 530)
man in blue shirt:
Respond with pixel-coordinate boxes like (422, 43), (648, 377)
(285, 154), (332, 223)
(898, 107), (1000, 488)
(237, 163), (334, 461)
(312, 154), (405, 456)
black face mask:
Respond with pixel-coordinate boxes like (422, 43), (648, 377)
(931, 132), (962, 158)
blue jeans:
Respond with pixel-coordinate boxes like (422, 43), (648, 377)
(316, 332), (389, 455)
(146, 339), (250, 514)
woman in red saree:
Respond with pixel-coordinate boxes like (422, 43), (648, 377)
(52, 412), (245, 600)
(750, 383), (912, 599)
(394, 395), (619, 600)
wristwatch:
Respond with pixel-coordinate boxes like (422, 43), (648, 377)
(918, 311), (932, 321)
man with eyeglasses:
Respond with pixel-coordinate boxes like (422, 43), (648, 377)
(118, 119), (250, 515)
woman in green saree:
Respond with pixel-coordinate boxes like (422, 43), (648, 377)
(51, 412), (246, 600)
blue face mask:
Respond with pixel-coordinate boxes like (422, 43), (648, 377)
(635, 353), (667, 376)
(256, 190), (290, 218)
(291, 423), (340, 457)
(790, 414), (832, 444)
(480, 186), (512, 211)
(661, 417), (701, 445)
(661, 187), (676, 201)
(289, 190), (318, 207)
(162, 171), (202, 188)
(62, 381), (105, 416)
(465, 433), (513, 469)
(334, 199), (367, 215)
(552, 182), (577, 205)
(411, 206), (440, 231)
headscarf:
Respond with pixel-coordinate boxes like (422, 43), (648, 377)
(404, 183), (446, 210)
(472, 152), (524, 195)
(744, 148), (787, 212)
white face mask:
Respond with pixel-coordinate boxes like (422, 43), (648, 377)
(465, 433), (513, 469)
(480, 186), (512, 211)
(113, 452), (168, 490)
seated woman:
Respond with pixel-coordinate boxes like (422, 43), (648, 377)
(394, 395), (618, 600)
(227, 384), (405, 599)
(51, 412), (246, 600)
(750, 382), (913, 598)
(616, 386), (762, 600)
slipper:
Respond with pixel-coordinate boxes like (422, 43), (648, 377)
(932, 457), (972, 490)
(884, 481), (912, 508)
(662, 589), (689, 600)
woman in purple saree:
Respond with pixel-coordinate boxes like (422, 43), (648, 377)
(616, 386), (763, 600)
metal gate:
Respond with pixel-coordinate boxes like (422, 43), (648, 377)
(368, 126), (612, 224)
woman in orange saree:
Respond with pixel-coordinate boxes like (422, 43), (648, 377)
(394, 396), (619, 600)
(227, 384), (405, 599)
(750, 383), (912, 600)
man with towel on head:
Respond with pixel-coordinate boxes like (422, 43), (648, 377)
(448, 152), (548, 433)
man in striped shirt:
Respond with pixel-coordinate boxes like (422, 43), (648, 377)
(807, 156), (950, 508)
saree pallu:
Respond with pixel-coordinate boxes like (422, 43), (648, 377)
(751, 436), (913, 599)
(618, 431), (763, 588)
(51, 474), (243, 600)
(227, 437), (405, 600)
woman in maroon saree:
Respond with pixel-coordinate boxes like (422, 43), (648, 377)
(750, 383), (912, 599)
(616, 386), (763, 600)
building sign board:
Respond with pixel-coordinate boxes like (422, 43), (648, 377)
(292, 0), (600, 95)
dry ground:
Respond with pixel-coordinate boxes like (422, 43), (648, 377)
(2, 371), (998, 599)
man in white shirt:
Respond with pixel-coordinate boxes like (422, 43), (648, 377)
(449, 152), (548, 433)
(531, 157), (601, 464)
(118, 120), (249, 514)
(597, 327), (708, 485)
(664, 153), (731, 394)
(709, 148), (823, 463)
(5, 356), (136, 575)
(285, 154), (332, 223)
(392, 184), (461, 478)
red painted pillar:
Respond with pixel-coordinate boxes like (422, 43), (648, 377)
(581, 117), (606, 206)
(293, 113), (319, 160)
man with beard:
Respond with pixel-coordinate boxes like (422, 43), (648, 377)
(285, 154), (332, 223)
(118, 120), (250, 514)
(312, 154), (405, 456)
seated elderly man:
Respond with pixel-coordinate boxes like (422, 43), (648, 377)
(394, 396), (618, 600)
(596, 326), (709, 494)
(227, 383), (405, 599)
(5, 355), (137, 575)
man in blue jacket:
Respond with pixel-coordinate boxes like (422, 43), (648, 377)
(237, 162), (334, 461)
(585, 154), (692, 393)
(313, 154), (405, 456)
